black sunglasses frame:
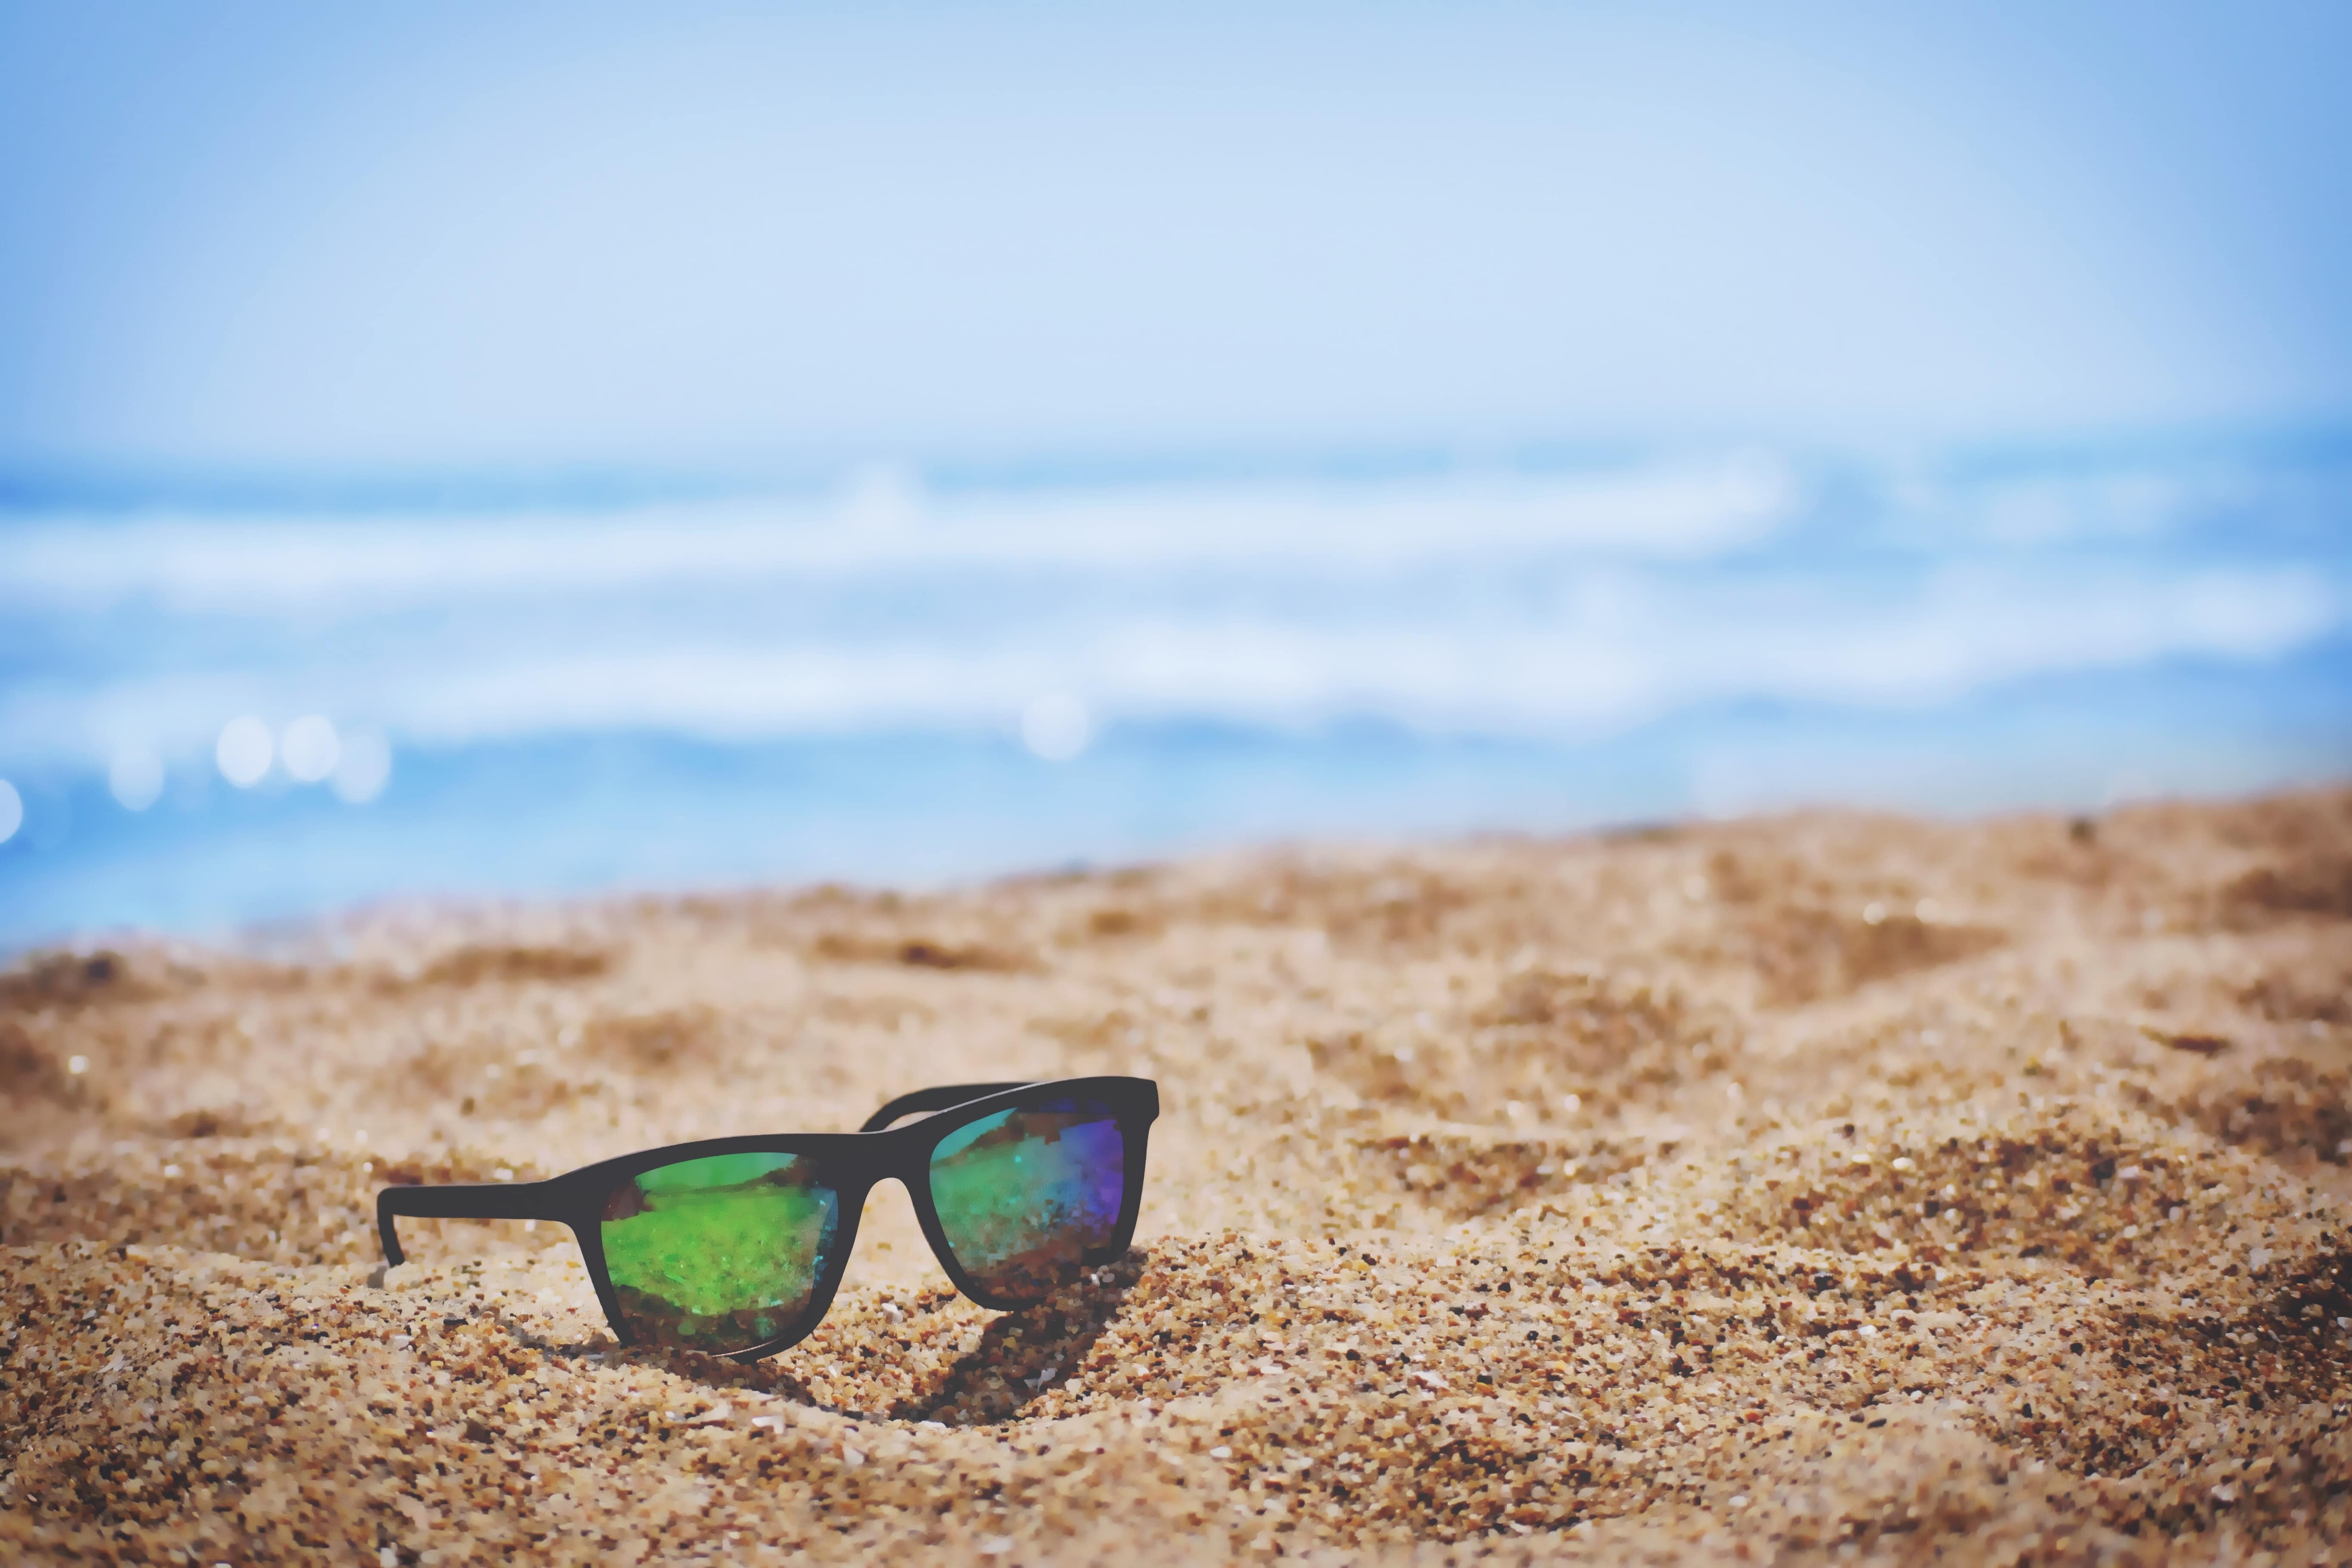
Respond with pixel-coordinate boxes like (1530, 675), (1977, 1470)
(377, 1075), (1159, 1362)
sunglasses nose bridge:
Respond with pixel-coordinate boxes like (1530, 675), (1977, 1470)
(844, 1170), (955, 1290)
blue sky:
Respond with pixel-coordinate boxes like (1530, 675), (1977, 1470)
(3, 2), (2349, 474)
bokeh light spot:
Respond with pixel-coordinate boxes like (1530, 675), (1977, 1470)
(281, 715), (341, 783)
(1021, 693), (1092, 762)
(216, 716), (274, 787)
(331, 728), (392, 804)
(108, 747), (166, 812)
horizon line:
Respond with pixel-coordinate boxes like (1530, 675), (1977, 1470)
(6, 421), (2352, 516)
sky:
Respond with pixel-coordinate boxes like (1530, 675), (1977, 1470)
(2, 1), (2349, 477)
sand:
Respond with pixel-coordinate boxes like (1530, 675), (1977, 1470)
(4, 787), (2351, 1565)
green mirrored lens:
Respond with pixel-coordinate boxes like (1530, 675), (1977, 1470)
(600, 1151), (837, 1353)
(929, 1097), (1123, 1302)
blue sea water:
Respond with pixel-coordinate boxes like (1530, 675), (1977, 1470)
(2, 436), (2348, 951)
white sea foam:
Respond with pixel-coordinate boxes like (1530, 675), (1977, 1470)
(0, 457), (1793, 610)
(0, 451), (2343, 773)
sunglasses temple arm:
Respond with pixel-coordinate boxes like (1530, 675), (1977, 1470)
(858, 1081), (1040, 1133)
(376, 1180), (568, 1268)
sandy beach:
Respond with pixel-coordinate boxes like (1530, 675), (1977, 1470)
(4, 787), (2350, 1564)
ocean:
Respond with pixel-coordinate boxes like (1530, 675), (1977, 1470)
(3, 435), (2348, 951)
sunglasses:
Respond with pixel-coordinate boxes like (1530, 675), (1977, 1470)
(376, 1076), (1158, 1361)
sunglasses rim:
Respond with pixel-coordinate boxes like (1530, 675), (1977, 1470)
(376, 1074), (1158, 1363)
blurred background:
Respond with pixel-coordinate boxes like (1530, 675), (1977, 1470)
(2, 1), (2348, 949)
